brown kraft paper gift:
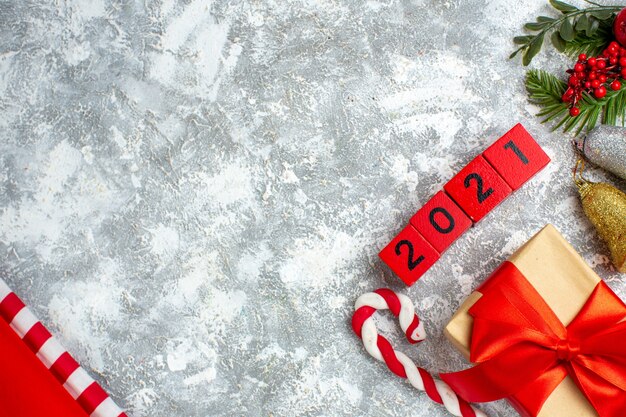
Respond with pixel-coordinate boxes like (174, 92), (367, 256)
(445, 224), (602, 417)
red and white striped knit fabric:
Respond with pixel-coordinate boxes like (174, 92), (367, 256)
(352, 288), (486, 417)
(0, 278), (127, 417)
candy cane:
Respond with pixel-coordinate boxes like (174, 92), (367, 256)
(352, 288), (486, 417)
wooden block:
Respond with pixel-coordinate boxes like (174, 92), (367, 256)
(410, 191), (472, 253)
(444, 155), (512, 222)
(379, 224), (440, 286)
(482, 123), (551, 190)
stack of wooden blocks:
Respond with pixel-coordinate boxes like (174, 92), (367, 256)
(379, 124), (551, 286)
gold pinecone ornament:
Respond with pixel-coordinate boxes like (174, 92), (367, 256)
(575, 161), (626, 273)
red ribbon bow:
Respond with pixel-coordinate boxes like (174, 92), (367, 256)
(441, 262), (626, 417)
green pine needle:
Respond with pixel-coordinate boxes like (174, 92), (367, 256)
(526, 69), (626, 136)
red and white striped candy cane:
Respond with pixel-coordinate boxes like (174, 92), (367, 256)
(0, 278), (128, 417)
(352, 288), (486, 417)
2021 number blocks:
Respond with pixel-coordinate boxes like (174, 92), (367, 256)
(379, 123), (550, 286)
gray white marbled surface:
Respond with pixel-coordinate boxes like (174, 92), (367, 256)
(1, 0), (626, 416)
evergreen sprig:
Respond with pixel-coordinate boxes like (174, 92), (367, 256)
(526, 69), (626, 135)
(511, 0), (621, 66)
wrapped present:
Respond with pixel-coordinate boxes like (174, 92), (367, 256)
(441, 224), (626, 417)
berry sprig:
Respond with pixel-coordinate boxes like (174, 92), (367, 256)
(563, 41), (626, 116)
(526, 66), (626, 135)
(518, 3), (626, 134)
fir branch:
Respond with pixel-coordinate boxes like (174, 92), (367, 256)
(526, 69), (626, 135)
(511, 1), (622, 66)
(526, 69), (569, 122)
(602, 83), (626, 125)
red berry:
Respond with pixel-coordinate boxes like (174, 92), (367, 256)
(611, 80), (622, 90)
(622, 68), (626, 78)
(579, 54), (587, 61)
(591, 79), (601, 88)
(595, 86), (607, 98)
(621, 48), (626, 56)
(574, 63), (585, 72)
(611, 57), (618, 65)
(589, 72), (597, 80)
(599, 75), (607, 83)
(585, 81), (592, 88)
(615, 9), (626, 47)
(570, 107), (581, 117)
(597, 60), (607, 69)
(620, 57), (626, 67)
(562, 88), (575, 102)
(588, 57), (597, 67)
(611, 41), (620, 49)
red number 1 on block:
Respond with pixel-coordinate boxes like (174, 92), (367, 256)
(483, 123), (551, 190)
